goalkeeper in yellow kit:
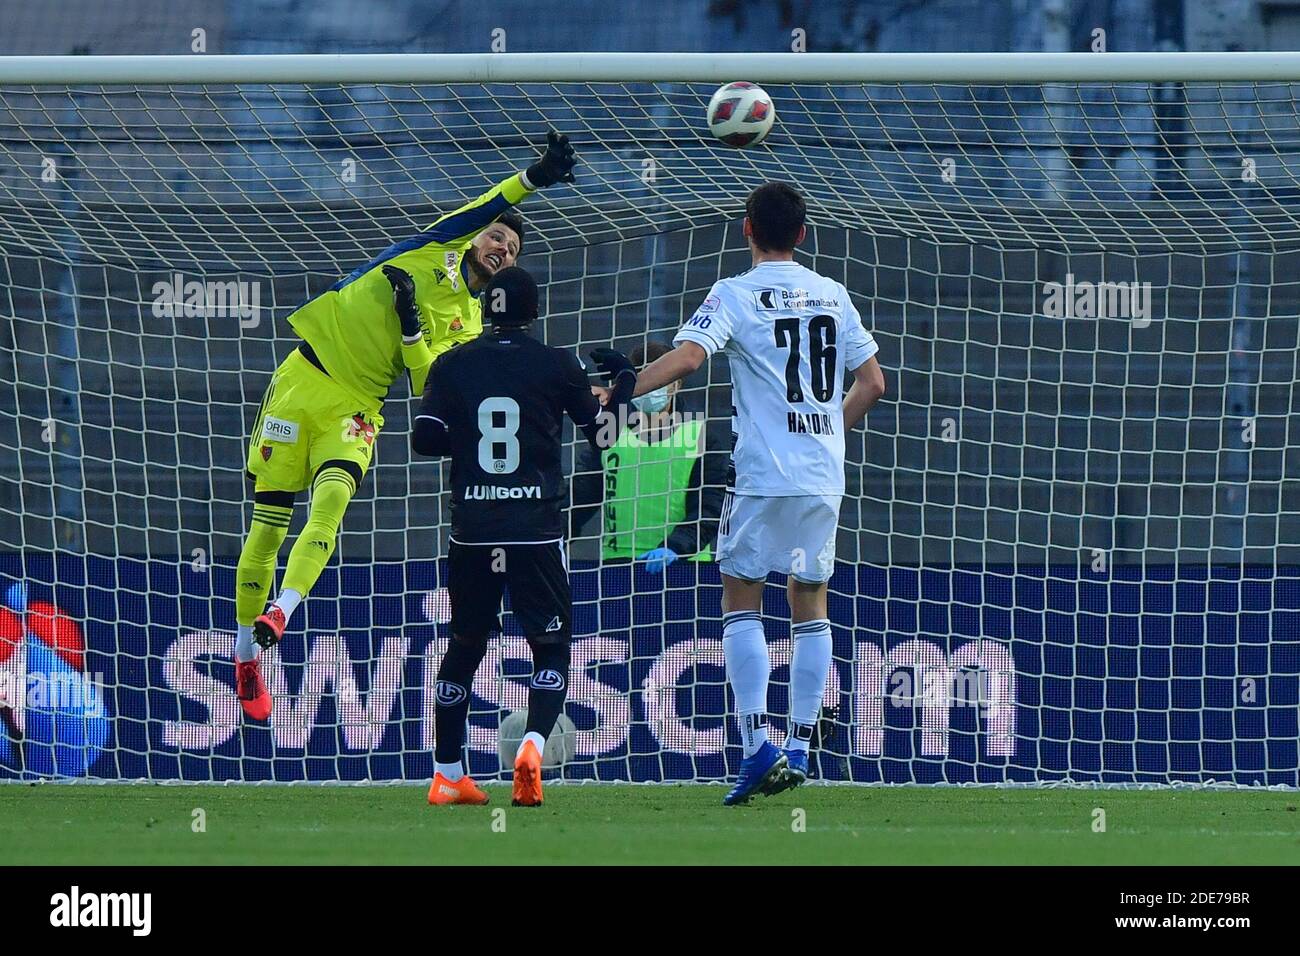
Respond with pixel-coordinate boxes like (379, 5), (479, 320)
(233, 132), (577, 720)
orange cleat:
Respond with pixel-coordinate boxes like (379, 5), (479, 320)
(253, 605), (287, 649)
(427, 773), (490, 806)
(512, 739), (544, 807)
(235, 656), (272, 720)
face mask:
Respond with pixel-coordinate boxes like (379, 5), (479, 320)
(632, 387), (671, 414)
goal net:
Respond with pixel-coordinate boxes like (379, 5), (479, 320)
(2, 52), (1298, 786)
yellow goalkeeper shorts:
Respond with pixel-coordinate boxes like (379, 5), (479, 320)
(244, 348), (385, 493)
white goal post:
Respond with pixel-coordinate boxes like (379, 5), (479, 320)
(2, 51), (1299, 786)
(5, 50), (1300, 83)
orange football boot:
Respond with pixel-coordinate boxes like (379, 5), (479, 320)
(253, 605), (287, 648)
(427, 773), (490, 806)
(235, 656), (272, 720)
(512, 739), (544, 807)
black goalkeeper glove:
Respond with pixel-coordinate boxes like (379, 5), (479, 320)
(526, 130), (577, 188)
(589, 347), (635, 385)
(382, 265), (422, 338)
(590, 347), (637, 410)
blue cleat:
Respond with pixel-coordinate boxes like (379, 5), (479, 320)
(723, 741), (788, 806)
(762, 747), (809, 796)
(783, 747), (809, 781)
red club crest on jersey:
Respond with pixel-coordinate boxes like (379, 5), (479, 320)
(349, 415), (376, 446)
(261, 445), (273, 461)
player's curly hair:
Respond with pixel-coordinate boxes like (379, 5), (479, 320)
(496, 210), (525, 256)
(746, 181), (805, 252)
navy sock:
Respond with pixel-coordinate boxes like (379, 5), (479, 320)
(433, 635), (487, 765)
(524, 639), (570, 740)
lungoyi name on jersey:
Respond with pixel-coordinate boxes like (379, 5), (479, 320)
(462, 484), (543, 500)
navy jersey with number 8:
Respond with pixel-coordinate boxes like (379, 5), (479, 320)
(415, 328), (602, 544)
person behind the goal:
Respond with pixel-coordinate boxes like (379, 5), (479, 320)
(569, 340), (729, 571)
(232, 133), (577, 721)
(411, 266), (636, 807)
(625, 182), (887, 805)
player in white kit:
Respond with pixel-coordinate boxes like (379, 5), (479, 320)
(626, 183), (886, 804)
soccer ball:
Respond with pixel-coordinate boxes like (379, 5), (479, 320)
(497, 710), (577, 769)
(706, 81), (776, 148)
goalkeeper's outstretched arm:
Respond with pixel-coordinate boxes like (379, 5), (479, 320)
(419, 131), (577, 244)
(400, 130), (574, 395)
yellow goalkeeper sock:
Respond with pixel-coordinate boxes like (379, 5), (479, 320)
(235, 496), (293, 656)
(279, 466), (355, 602)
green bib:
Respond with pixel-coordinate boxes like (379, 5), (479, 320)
(600, 419), (712, 561)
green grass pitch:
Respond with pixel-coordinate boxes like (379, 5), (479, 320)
(3, 784), (1298, 865)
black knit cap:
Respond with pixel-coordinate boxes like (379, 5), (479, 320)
(483, 265), (539, 327)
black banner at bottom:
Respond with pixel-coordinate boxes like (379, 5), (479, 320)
(6, 866), (1285, 943)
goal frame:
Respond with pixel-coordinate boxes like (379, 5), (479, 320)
(3, 50), (1300, 788)
(2, 50), (1300, 85)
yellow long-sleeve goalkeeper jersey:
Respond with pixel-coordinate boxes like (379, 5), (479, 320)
(287, 172), (535, 411)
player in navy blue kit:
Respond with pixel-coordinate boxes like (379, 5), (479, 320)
(411, 266), (635, 807)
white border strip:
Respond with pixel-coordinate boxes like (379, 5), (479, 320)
(1, 52), (1300, 85)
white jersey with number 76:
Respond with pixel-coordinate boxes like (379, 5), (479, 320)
(673, 260), (878, 498)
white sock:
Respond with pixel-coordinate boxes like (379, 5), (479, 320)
(272, 587), (303, 622)
(520, 731), (546, 758)
(787, 619), (832, 752)
(234, 625), (257, 663)
(723, 610), (770, 757)
(435, 761), (464, 782)
(785, 728), (813, 753)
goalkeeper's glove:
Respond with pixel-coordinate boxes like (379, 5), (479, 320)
(526, 130), (577, 188)
(382, 265), (423, 338)
(638, 547), (679, 574)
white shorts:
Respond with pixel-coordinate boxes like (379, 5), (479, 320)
(716, 493), (841, 584)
